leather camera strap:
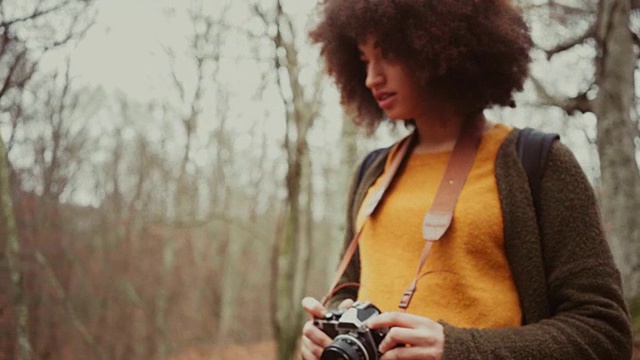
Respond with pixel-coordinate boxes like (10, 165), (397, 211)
(399, 118), (484, 309)
(321, 135), (413, 306)
(322, 117), (484, 309)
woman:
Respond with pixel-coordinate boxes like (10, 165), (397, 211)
(301, 0), (633, 359)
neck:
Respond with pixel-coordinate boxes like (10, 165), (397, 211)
(411, 103), (473, 154)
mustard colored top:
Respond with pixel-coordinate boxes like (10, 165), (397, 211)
(355, 123), (521, 328)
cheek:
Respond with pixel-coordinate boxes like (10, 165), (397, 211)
(400, 78), (423, 106)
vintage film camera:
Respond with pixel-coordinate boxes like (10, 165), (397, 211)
(313, 301), (390, 360)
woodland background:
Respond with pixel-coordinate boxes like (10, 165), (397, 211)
(1, 0), (639, 359)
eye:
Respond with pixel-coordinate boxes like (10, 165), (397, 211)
(381, 49), (395, 61)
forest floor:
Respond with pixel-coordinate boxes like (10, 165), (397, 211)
(170, 340), (276, 360)
(169, 340), (640, 360)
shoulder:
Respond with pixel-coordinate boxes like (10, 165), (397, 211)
(356, 134), (412, 185)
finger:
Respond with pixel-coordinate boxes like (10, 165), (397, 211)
(380, 344), (443, 360)
(300, 335), (324, 359)
(366, 312), (434, 329)
(378, 327), (418, 353)
(300, 342), (313, 360)
(302, 297), (326, 318)
(302, 320), (333, 348)
(338, 298), (355, 309)
(378, 326), (441, 353)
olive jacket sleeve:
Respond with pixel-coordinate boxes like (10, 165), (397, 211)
(441, 139), (632, 359)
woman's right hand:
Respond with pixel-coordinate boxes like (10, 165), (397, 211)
(300, 297), (354, 360)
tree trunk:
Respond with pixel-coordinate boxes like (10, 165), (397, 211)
(274, 152), (306, 360)
(253, 1), (322, 357)
(155, 231), (175, 360)
(1, 135), (33, 360)
(324, 115), (360, 282)
(592, 0), (640, 299)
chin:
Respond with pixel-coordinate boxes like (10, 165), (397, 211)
(384, 110), (412, 121)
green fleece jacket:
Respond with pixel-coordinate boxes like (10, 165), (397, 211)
(332, 128), (633, 359)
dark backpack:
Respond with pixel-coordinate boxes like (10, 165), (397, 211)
(355, 128), (559, 217)
(516, 128), (560, 219)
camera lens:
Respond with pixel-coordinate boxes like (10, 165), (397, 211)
(320, 335), (371, 360)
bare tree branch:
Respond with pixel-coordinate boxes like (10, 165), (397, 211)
(41, 6), (96, 52)
(545, 24), (596, 59)
(252, 2), (269, 26)
(522, 2), (593, 16)
(0, 0), (75, 29)
(530, 76), (593, 114)
(165, 48), (186, 103)
(0, 49), (28, 100)
(632, 31), (640, 49)
(308, 70), (325, 121)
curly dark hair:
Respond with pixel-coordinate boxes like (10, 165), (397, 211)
(309, 0), (532, 130)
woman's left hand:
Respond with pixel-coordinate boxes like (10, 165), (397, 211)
(364, 312), (444, 360)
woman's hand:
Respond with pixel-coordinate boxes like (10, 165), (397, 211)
(365, 312), (444, 360)
(300, 297), (355, 360)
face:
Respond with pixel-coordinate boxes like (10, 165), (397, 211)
(358, 38), (427, 121)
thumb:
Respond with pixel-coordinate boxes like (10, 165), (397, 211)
(338, 298), (355, 309)
(301, 297), (326, 318)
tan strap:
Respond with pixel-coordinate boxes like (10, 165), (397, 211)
(321, 230), (362, 306)
(360, 136), (413, 218)
(323, 117), (485, 309)
(400, 118), (484, 310)
(422, 119), (484, 240)
(322, 135), (413, 307)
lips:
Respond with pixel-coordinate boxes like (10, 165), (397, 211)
(374, 91), (397, 109)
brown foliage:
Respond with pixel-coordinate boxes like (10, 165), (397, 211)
(169, 341), (276, 360)
(0, 186), (277, 359)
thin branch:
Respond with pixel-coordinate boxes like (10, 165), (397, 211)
(0, 51), (23, 99)
(0, 0), (74, 29)
(0, 49), (31, 100)
(522, 2), (593, 16)
(530, 76), (593, 114)
(633, 31), (640, 49)
(41, 6), (96, 52)
(545, 24), (596, 59)
(577, 125), (597, 146)
(166, 48), (186, 103)
(308, 70), (324, 122)
(252, 2), (269, 26)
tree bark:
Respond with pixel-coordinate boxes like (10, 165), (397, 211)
(592, 0), (640, 299)
(325, 115), (359, 281)
(261, 1), (321, 357)
(1, 134), (33, 360)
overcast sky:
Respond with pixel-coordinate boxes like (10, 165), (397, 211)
(32, 0), (607, 205)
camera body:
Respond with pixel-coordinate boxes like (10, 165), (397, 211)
(313, 301), (389, 360)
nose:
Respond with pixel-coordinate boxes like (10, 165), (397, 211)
(365, 62), (384, 89)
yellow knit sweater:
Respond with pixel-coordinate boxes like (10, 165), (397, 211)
(356, 123), (521, 328)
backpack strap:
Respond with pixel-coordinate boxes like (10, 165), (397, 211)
(516, 128), (560, 219)
(356, 147), (391, 186)
(358, 128), (560, 217)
